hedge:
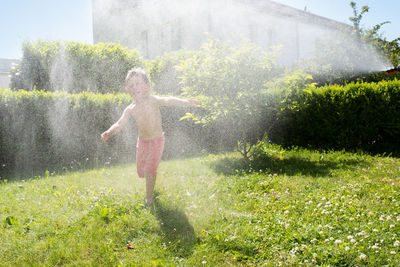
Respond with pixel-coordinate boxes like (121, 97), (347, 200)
(269, 79), (400, 155)
(1, 79), (399, 178)
(10, 41), (143, 93)
(0, 88), (214, 178)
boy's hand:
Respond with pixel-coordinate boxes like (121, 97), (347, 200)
(188, 98), (201, 106)
(101, 132), (109, 144)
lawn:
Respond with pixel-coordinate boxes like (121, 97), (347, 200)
(1, 146), (400, 266)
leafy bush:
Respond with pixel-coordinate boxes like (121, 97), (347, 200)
(0, 88), (208, 177)
(269, 78), (400, 155)
(0, 88), (133, 176)
(10, 41), (143, 93)
(177, 38), (282, 157)
(146, 50), (197, 95)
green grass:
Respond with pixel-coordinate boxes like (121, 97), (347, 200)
(1, 146), (400, 266)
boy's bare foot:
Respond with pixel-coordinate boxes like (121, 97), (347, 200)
(127, 243), (134, 249)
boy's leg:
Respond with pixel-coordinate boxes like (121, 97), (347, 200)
(145, 174), (156, 204)
(139, 135), (164, 205)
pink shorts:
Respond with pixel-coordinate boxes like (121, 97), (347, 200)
(136, 135), (165, 178)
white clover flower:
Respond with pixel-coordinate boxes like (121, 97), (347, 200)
(359, 253), (367, 261)
(335, 239), (342, 245)
(394, 240), (400, 247)
(390, 224), (395, 228)
(347, 235), (354, 240)
(345, 246), (350, 251)
(350, 239), (356, 243)
(373, 229), (379, 232)
(356, 231), (365, 237)
(371, 244), (380, 250)
(391, 251), (396, 255)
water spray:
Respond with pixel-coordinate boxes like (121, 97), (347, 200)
(386, 67), (400, 76)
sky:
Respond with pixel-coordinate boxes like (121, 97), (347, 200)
(0, 0), (93, 59)
(0, 0), (399, 60)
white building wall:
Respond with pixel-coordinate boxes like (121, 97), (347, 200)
(0, 73), (11, 88)
(0, 59), (19, 88)
(92, 0), (347, 65)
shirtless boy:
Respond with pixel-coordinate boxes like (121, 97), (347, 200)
(101, 68), (200, 205)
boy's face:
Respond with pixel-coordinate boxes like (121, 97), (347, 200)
(125, 76), (150, 99)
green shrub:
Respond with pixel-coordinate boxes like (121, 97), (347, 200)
(0, 88), (208, 177)
(10, 41), (143, 93)
(0, 88), (133, 177)
(269, 79), (400, 155)
(146, 50), (197, 95)
(177, 38), (282, 158)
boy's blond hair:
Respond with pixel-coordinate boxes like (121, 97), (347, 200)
(125, 67), (150, 84)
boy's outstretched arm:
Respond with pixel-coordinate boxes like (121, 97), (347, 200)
(156, 96), (200, 107)
(101, 105), (133, 144)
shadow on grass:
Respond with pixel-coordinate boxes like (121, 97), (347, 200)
(152, 198), (196, 258)
(211, 154), (368, 177)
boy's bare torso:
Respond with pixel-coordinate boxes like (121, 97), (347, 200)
(128, 95), (163, 140)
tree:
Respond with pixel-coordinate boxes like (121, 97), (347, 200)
(177, 38), (281, 158)
(349, 1), (370, 38)
(349, 1), (399, 68)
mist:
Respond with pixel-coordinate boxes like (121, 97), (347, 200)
(2, 0), (394, 179)
(92, 0), (391, 72)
